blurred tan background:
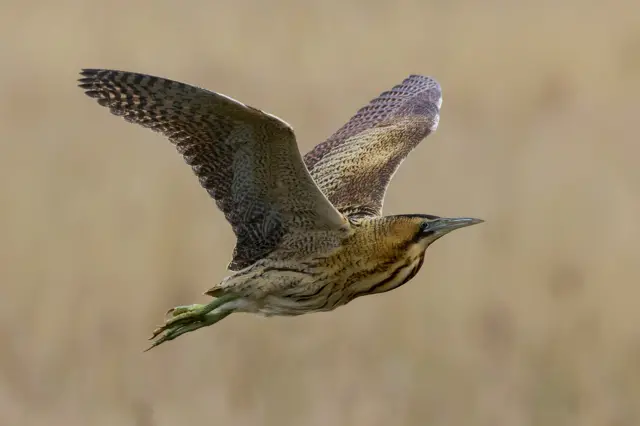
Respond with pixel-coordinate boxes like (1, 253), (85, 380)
(1, 0), (639, 425)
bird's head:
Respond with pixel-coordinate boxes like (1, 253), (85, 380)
(385, 214), (484, 253)
(415, 214), (483, 246)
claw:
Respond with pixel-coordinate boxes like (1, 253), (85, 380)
(149, 305), (206, 339)
(144, 327), (182, 351)
(150, 319), (190, 338)
(147, 306), (205, 345)
(144, 338), (163, 352)
(144, 295), (239, 352)
(149, 326), (165, 340)
(166, 304), (200, 317)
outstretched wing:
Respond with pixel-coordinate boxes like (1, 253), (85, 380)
(303, 75), (442, 218)
(78, 69), (346, 271)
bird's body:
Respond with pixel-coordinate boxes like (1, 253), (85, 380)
(209, 215), (431, 316)
(78, 69), (483, 350)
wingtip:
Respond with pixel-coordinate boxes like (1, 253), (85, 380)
(79, 68), (101, 76)
(77, 68), (109, 84)
(417, 75), (443, 109)
(77, 69), (99, 90)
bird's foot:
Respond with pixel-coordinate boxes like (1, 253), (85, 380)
(144, 295), (237, 352)
(166, 304), (201, 317)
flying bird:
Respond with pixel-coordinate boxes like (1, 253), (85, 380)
(78, 69), (483, 351)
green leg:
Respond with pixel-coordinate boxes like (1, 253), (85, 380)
(144, 294), (239, 352)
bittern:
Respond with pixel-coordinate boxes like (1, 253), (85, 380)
(78, 69), (483, 351)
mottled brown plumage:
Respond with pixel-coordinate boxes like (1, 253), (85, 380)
(78, 69), (347, 271)
(304, 75), (441, 217)
(78, 69), (483, 351)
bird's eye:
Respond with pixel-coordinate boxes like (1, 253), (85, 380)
(419, 221), (435, 238)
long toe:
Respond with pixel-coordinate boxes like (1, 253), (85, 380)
(165, 308), (205, 327)
(145, 325), (186, 351)
(166, 304), (202, 317)
(145, 319), (210, 351)
(149, 305), (208, 340)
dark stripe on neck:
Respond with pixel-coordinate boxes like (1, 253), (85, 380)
(351, 254), (425, 300)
